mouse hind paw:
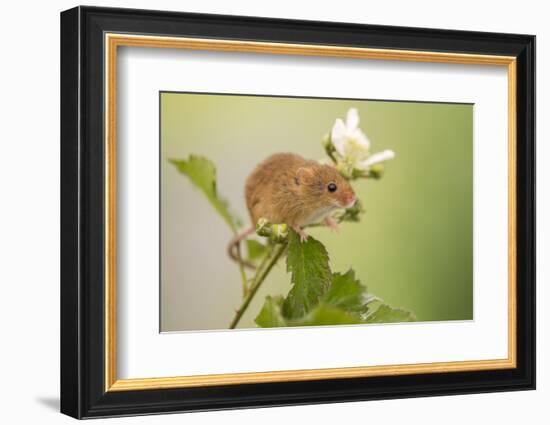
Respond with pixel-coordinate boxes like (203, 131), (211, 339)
(291, 226), (309, 243)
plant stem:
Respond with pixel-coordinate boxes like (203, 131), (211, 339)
(236, 242), (248, 296)
(229, 243), (287, 329)
(327, 150), (338, 164)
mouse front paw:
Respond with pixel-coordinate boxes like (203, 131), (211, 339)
(324, 216), (340, 233)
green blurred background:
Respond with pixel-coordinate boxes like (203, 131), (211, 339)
(160, 92), (473, 332)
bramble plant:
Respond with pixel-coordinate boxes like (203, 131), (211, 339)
(170, 108), (415, 329)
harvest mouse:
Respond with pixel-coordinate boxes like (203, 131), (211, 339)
(228, 153), (356, 267)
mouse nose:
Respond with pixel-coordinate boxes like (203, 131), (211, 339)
(343, 193), (356, 208)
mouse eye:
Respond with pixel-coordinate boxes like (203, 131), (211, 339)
(327, 183), (337, 193)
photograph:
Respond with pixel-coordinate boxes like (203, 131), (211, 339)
(160, 93), (474, 332)
(58, 5), (535, 419)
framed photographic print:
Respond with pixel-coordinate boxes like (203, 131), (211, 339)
(60, 6), (536, 419)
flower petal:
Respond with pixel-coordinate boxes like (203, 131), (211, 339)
(358, 150), (396, 169)
(345, 108), (360, 130)
(350, 128), (370, 151)
(331, 118), (347, 156)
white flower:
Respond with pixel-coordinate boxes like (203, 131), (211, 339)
(330, 108), (395, 171)
(331, 108), (370, 163)
(357, 149), (395, 170)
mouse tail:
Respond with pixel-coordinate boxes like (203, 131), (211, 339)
(227, 226), (256, 270)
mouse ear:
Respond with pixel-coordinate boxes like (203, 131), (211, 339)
(295, 167), (314, 185)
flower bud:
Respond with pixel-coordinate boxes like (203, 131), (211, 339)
(322, 133), (334, 153)
(368, 164), (385, 179)
(271, 223), (289, 243)
(335, 198), (365, 223)
(256, 218), (288, 243)
(336, 162), (353, 180)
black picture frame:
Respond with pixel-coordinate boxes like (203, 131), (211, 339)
(60, 5), (535, 419)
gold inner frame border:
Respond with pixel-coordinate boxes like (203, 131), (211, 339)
(104, 33), (517, 392)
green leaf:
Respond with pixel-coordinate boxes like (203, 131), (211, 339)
(255, 296), (416, 328)
(169, 156), (241, 232)
(246, 239), (268, 261)
(282, 231), (332, 319)
(254, 241), (416, 328)
(324, 269), (369, 315)
(294, 303), (363, 326)
(256, 299), (362, 328)
(255, 296), (286, 328)
(365, 304), (416, 323)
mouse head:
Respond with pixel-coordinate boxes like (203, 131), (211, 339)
(295, 164), (356, 209)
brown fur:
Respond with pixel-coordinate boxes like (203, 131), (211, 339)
(228, 153), (356, 268)
(245, 153), (355, 229)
